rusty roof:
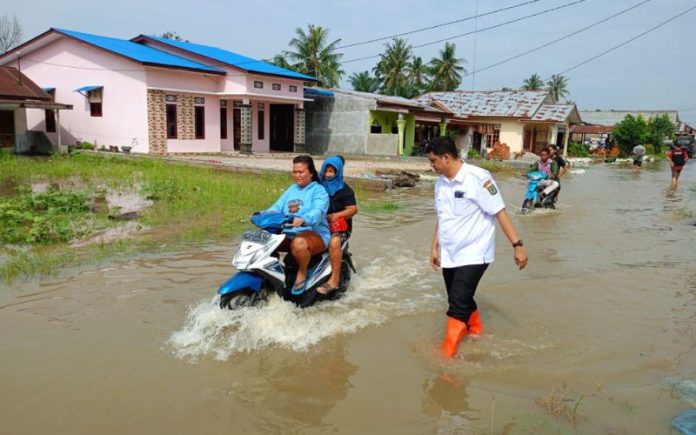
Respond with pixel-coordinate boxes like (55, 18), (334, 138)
(0, 66), (52, 101)
(531, 104), (581, 123)
(415, 90), (551, 118)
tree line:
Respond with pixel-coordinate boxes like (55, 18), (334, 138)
(270, 24), (571, 102)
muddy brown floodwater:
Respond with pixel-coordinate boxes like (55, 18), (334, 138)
(1, 160), (695, 434)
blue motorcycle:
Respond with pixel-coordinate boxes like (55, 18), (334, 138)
(521, 171), (556, 213)
(217, 212), (355, 309)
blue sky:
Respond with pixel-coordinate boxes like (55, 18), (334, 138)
(7, 0), (696, 125)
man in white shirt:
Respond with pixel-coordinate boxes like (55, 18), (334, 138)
(428, 136), (528, 358)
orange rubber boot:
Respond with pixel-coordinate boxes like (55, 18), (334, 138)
(441, 317), (468, 358)
(468, 310), (483, 335)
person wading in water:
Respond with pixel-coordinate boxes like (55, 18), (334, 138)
(428, 136), (528, 358)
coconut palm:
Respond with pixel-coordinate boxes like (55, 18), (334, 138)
(546, 74), (570, 103)
(522, 73), (544, 90)
(406, 56), (430, 97)
(429, 42), (466, 92)
(349, 71), (380, 93)
(271, 53), (293, 70)
(285, 24), (343, 88)
(374, 38), (413, 97)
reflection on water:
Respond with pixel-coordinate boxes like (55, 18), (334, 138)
(1, 160), (695, 433)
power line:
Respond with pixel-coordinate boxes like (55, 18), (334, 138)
(343, 0), (587, 64)
(468, 0), (650, 77)
(336, 0), (543, 50)
(555, 3), (696, 77)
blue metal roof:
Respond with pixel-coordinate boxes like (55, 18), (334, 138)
(304, 87), (334, 97)
(74, 85), (103, 93)
(42, 87), (55, 93)
(54, 29), (224, 74)
(142, 35), (317, 82)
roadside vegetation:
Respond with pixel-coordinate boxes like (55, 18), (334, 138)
(0, 151), (291, 282)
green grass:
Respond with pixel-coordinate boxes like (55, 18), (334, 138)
(0, 152), (291, 282)
(361, 200), (400, 213)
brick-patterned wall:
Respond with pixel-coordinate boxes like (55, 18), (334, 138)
(177, 95), (195, 140)
(147, 90), (167, 154)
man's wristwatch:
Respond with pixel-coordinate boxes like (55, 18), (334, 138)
(512, 239), (524, 248)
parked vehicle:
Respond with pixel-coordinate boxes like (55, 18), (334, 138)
(217, 212), (355, 309)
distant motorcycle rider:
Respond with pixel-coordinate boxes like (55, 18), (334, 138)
(529, 148), (559, 200)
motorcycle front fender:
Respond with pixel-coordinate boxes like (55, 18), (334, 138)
(218, 271), (263, 296)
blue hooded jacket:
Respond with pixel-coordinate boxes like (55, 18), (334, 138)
(319, 156), (344, 196)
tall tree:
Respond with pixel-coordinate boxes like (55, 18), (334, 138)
(646, 114), (675, 154)
(429, 42), (465, 92)
(546, 74), (569, 103)
(0, 14), (23, 54)
(271, 53), (293, 70)
(285, 24), (343, 88)
(349, 71), (380, 93)
(612, 114), (648, 155)
(522, 73), (544, 91)
(374, 38), (413, 97)
(406, 56), (430, 97)
(159, 31), (188, 42)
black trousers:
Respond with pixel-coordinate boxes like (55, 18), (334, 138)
(442, 264), (489, 323)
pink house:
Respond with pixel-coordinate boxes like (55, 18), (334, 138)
(0, 28), (317, 154)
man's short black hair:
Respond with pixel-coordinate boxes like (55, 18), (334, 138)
(548, 144), (558, 151)
(427, 136), (459, 158)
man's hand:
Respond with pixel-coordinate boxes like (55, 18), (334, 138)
(291, 217), (305, 227)
(430, 248), (440, 271)
(514, 246), (528, 270)
(326, 213), (337, 223)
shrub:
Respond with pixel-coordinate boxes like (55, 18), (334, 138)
(567, 142), (589, 157)
(467, 148), (481, 159)
(80, 142), (95, 150)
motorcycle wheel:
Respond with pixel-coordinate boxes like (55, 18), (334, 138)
(219, 291), (264, 309)
(338, 260), (351, 293)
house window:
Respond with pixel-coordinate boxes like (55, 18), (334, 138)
(195, 106), (205, 139)
(166, 104), (177, 139)
(254, 81), (263, 89)
(88, 88), (103, 117)
(90, 103), (102, 117)
(272, 83), (281, 91)
(45, 110), (56, 133)
(220, 107), (228, 139)
(486, 124), (501, 146)
(289, 85), (298, 93)
(258, 109), (265, 140)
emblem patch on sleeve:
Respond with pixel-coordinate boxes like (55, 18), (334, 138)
(483, 180), (498, 195)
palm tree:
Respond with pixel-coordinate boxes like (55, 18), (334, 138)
(374, 38), (413, 97)
(546, 74), (569, 103)
(271, 53), (293, 70)
(429, 42), (466, 92)
(406, 56), (430, 97)
(285, 24), (343, 88)
(522, 73), (544, 90)
(349, 71), (380, 93)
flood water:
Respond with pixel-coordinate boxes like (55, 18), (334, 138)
(2, 160), (695, 434)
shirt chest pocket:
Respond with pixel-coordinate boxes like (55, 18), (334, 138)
(453, 196), (470, 216)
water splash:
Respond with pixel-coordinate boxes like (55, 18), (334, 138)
(168, 252), (441, 360)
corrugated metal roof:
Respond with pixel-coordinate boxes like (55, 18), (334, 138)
(331, 88), (443, 112)
(140, 35), (317, 82)
(415, 90), (550, 118)
(54, 29), (224, 74)
(579, 110), (680, 126)
(304, 88), (334, 97)
(531, 104), (576, 122)
(0, 66), (52, 101)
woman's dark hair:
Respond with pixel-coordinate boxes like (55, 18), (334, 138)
(293, 154), (320, 182)
(427, 136), (459, 158)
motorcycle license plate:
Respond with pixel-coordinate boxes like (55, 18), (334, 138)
(243, 230), (270, 243)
